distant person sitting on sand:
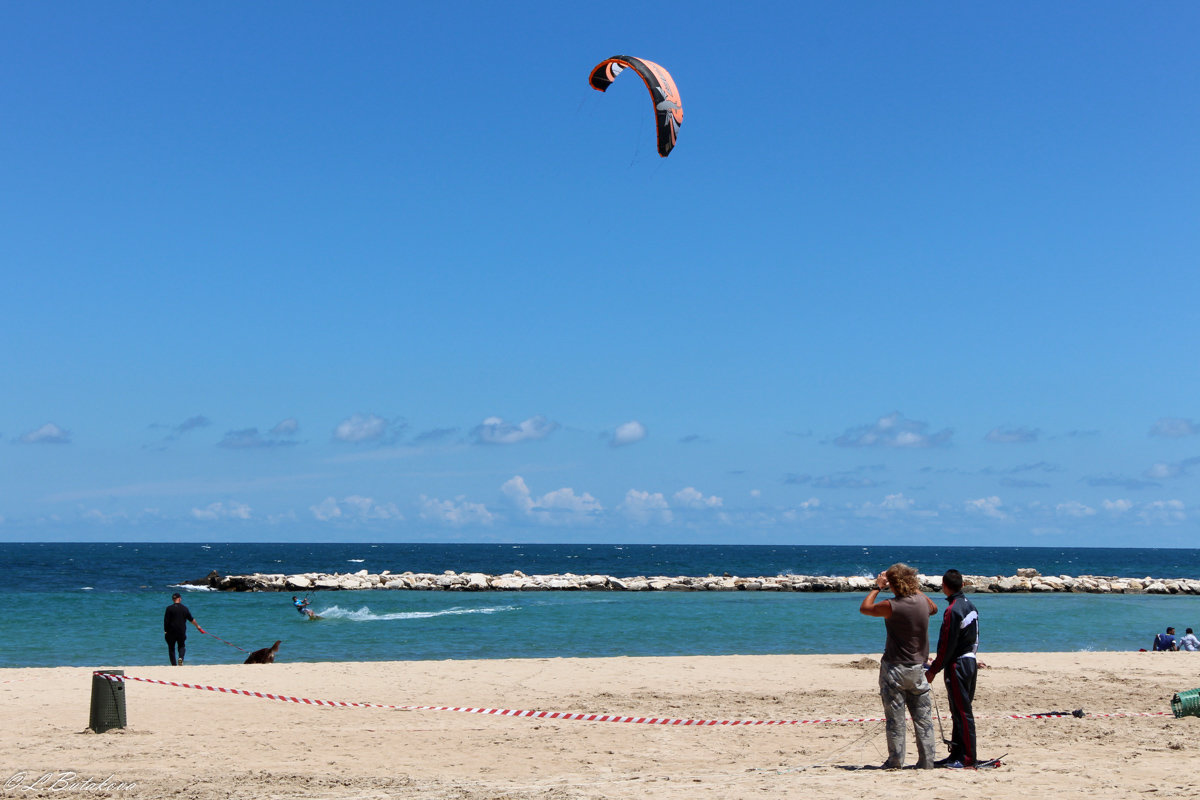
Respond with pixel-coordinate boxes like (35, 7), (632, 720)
(1152, 627), (1178, 651)
(292, 596), (316, 619)
(1179, 628), (1200, 652)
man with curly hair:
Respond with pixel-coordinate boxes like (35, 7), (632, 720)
(860, 563), (938, 769)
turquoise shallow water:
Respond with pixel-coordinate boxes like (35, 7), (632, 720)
(3, 542), (1199, 667)
(6, 584), (1200, 668)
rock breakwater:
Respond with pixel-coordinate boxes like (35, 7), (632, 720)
(185, 568), (1200, 595)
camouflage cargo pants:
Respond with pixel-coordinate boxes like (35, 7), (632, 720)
(878, 660), (935, 768)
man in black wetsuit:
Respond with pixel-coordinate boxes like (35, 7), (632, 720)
(926, 569), (980, 768)
(164, 592), (204, 666)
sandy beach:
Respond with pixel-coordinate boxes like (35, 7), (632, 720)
(3, 652), (1198, 799)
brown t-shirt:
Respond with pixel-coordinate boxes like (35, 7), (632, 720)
(883, 593), (930, 665)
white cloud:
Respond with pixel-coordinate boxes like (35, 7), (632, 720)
(1150, 417), (1199, 438)
(1055, 501), (1096, 518)
(965, 496), (1006, 520)
(672, 487), (723, 510)
(310, 495), (402, 522)
(17, 422), (71, 444)
(882, 493), (914, 510)
(192, 501), (252, 521)
(610, 420), (647, 447)
(1145, 462), (1178, 480)
(472, 415), (558, 445)
(857, 492), (918, 518)
(833, 412), (952, 449)
(1103, 499), (1133, 513)
(334, 413), (401, 444)
(618, 490), (672, 524)
(270, 418), (299, 436)
(310, 497), (342, 521)
(419, 495), (495, 526)
(500, 476), (602, 524)
(344, 495), (402, 520)
(780, 498), (821, 522)
(1139, 499), (1185, 525)
(83, 509), (129, 523)
(1144, 457), (1200, 481)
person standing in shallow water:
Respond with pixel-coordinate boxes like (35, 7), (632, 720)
(859, 563), (938, 770)
(164, 592), (204, 666)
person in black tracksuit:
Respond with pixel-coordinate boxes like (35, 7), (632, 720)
(163, 592), (204, 666)
(925, 569), (979, 768)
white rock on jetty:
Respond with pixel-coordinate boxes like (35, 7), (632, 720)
(190, 569), (1200, 594)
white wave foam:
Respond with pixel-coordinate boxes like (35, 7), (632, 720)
(314, 604), (518, 622)
(169, 584), (216, 592)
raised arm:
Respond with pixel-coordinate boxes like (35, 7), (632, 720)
(859, 572), (892, 618)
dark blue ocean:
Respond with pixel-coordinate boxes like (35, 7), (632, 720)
(3, 543), (1199, 668)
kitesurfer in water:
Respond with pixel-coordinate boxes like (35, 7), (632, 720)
(292, 595), (317, 619)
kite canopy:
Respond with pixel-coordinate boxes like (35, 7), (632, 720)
(588, 55), (683, 157)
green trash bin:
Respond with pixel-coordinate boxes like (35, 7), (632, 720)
(1170, 687), (1200, 719)
(89, 670), (126, 732)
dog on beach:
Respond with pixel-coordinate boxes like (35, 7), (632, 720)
(243, 640), (281, 664)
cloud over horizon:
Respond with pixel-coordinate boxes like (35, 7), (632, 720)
(418, 494), (495, 526)
(472, 416), (558, 446)
(17, 422), (71, 445)
(832, 412), (952, 449)
(310, 495), (403, 522)
(270, 418), (299, 436)
(218, 424), (302, 449)
(333, 413), (405, 445)
(1149, 418), (1199, 438)
(1086, 475), (1162, 490)
(501, 476), (602, 524)
(1144, 456), (1200, 481)
(986, 426), (1041, 444)
(192, 501), (252, 520)
(618, 489), (672, 524)
(609, 420), (647, 447)
(965, 496), (1006, 520)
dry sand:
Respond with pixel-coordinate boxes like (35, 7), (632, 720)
(3, 652), (1199, 799)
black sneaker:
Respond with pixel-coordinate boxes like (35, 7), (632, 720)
(934, 756), (960, 768)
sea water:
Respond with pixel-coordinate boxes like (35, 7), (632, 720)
(2, 542), (1199, 667)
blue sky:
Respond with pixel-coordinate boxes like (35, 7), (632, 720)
(3, 2), (1199, 545)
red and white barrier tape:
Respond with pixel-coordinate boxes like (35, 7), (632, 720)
(93, 673), (883, 725)
(996, 711), (1169, 719)
(92, 672), (1171, 725)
